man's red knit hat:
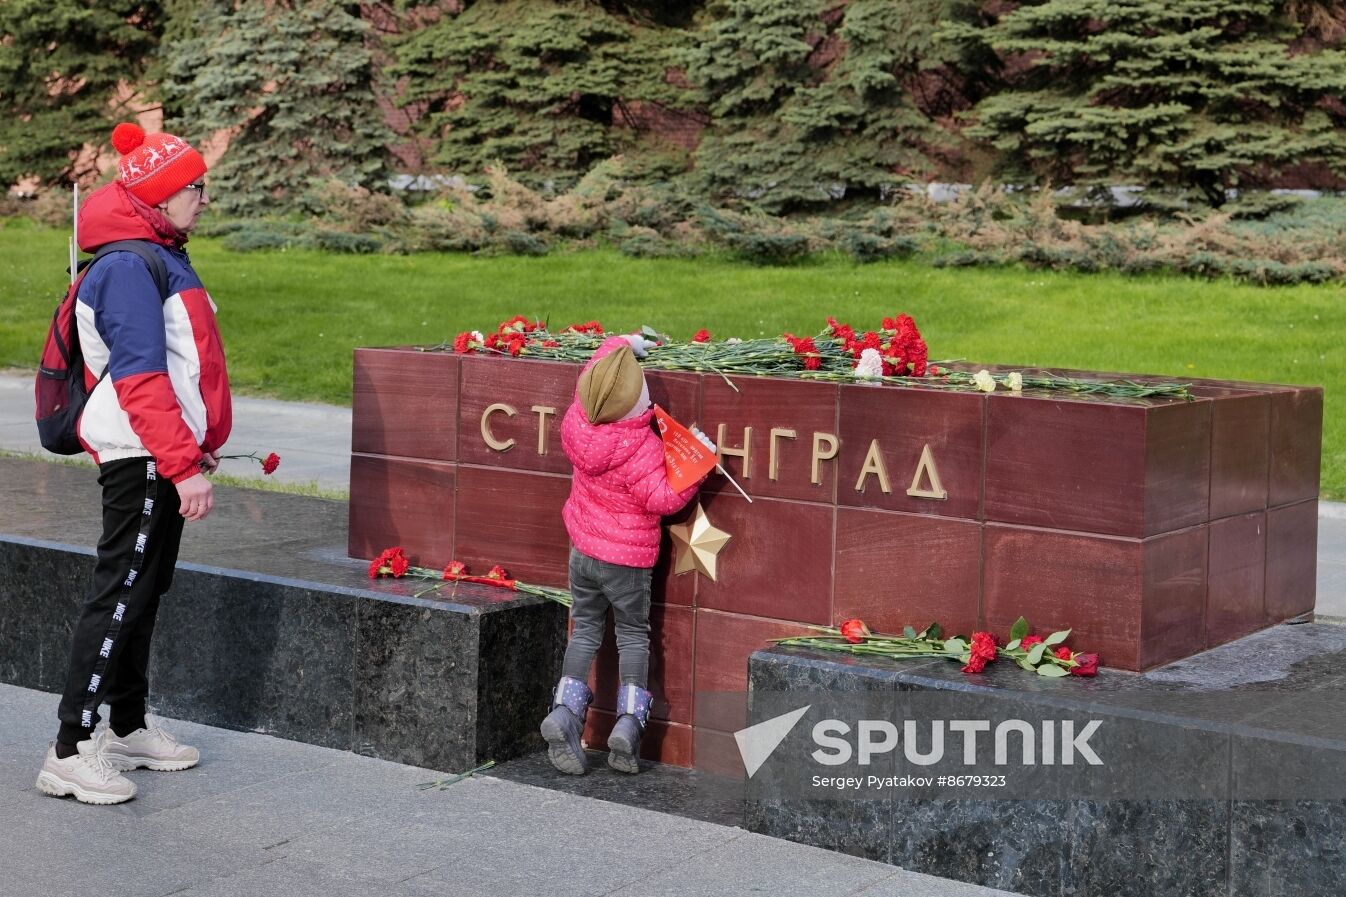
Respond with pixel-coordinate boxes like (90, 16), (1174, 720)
(110, 123), (207, 206)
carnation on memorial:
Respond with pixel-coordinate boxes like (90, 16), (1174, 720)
(775, 615), (1099, 678)
(436, 315), (1191, 400)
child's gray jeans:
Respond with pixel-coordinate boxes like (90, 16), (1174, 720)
(561, 546), (653, 688)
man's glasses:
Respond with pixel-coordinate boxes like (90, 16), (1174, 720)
(184, 182), (208, 199)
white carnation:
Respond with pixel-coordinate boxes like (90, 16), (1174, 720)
(1007, 372), (1024, 392)
(973, 369), (997, 393)
(471, 330), (485, 343)
(854, 347), (884, 381)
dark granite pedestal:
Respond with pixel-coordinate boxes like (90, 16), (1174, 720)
(0, 458), (566, 772)
(745, 625), (1346, 897)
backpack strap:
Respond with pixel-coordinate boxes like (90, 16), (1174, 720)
(80, 240), (172, 303)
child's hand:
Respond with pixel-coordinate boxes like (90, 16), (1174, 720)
(622, 334), (656, 358)
(691, 425), (717, 454)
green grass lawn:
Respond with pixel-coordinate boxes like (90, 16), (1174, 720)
(3, 217), (1341, 497)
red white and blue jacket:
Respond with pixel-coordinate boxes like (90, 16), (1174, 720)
(74, 182), (232, 484)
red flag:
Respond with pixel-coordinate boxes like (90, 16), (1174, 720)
(653, 405), (717, 491)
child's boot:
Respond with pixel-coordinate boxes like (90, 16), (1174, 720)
(606, 683), (653, 774)
(540, 676), (591, 775)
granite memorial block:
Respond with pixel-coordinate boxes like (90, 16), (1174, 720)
(349, 347), (1322, 765)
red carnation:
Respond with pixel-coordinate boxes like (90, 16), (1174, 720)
(839, 619), (871, 644)
(970, 631), (997, 662)
(961, 654), (989, 674)
(1055, 646), (1072, 661)
(389, 554), (409, 577)
(1070, 653), (1100, 676)
(908, 339), (928, 377)
(541, 339), (559, 348)
(692, 328), (711, 343)
(261, 452), (281, 475)
(484, 333), (500, 350)
(1020, 635), (1044, 650)
(487, 564), (510, 580)
(499, 315), (540, 334)
(369, 546), (407, 579)
(453, 332), (475, 354)
(442, 560), (468, 580)
(885, 343), (908, 374)
(826, 316), (856, 342)
(895, 314), (919, 341)
(804, 356), (822, 370)
(506, 336), (525, 357)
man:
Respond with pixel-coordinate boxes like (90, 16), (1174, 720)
(34, 123), (232, 805)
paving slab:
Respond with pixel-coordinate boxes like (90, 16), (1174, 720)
(171, 858), (429, 897)
(0, 682), (1024, 897)
(599, 831), (899, 897)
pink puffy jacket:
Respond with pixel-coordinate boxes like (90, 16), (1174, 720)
(561, 337), (702, 568)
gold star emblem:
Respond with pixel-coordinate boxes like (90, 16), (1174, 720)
(668, 503), (732, 581)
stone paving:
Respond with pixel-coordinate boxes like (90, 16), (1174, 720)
(0, 683), (1019, 897)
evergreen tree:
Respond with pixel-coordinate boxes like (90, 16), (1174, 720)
(948, 0), (1346, 206)
(163, 1), (391, 215)
(390, 0), (695, 186)
(685, 0), (952, 213)
(0, 1), (166, 187)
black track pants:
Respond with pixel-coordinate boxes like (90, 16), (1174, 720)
(56, 457), (184, 745)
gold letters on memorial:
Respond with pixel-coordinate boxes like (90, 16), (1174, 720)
(476, 407), (951, 501)
(906, 443), (948, 500)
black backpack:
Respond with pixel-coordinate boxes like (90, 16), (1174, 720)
(35, 241), (170, 455)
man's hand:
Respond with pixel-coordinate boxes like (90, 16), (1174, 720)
(176, 473), (214, 521)
(199, 451), (220, 474)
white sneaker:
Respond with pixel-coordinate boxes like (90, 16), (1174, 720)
(36, 737), (137, 805)
(90, 722), (200, 772)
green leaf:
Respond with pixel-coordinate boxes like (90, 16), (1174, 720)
(943, 638), (968, 654)
(925, 623), (943, 640)
(903, 625), (917, 639)
(1044, 629), (1072, 646)
(1010, 616), (1029, 641)
(1027, 643), (1047, 665)
(1005, 638), (1021, 651)
(1036, 664), (1069, 678)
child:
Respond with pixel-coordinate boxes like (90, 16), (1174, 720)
(541, 335), (714, 774)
